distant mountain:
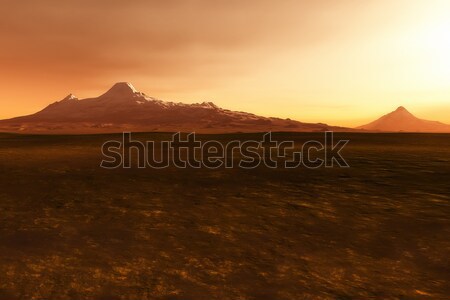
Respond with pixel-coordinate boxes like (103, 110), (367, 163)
(0, 82), (349, 134)
(358, 106), (450, 132)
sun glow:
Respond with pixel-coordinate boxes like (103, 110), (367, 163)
(418, 20), (450, 80)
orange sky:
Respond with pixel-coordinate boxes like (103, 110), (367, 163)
(1, 0), (449, 127)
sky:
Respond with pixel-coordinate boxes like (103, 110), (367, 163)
(0, 0), (449, 126)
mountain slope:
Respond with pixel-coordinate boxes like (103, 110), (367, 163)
(358, 106), (450, 132)
(0, 82), (349, 134)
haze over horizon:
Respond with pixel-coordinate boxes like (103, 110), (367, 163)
(1, 0), (450, 127)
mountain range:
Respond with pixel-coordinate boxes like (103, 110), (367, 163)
(0, 83), (348, 134)
(0, 82), (448, 133)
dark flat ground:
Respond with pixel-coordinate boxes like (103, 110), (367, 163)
(0, 132), (449, 299)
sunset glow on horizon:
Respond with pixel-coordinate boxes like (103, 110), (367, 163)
(1, 0), (449, 127)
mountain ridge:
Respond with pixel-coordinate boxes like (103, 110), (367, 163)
(0, 82), (350, 134)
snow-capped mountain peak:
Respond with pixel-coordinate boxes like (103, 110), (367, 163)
(61, 94), (78, 101)
(100, 82), (140, 98)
